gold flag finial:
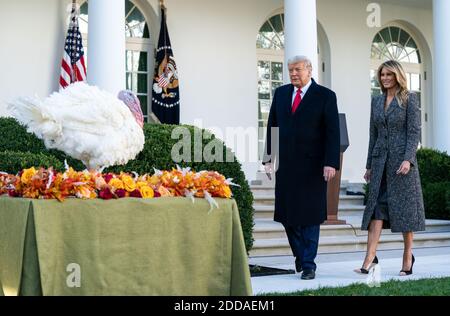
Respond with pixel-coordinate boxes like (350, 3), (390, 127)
(160, 0), (166, 10)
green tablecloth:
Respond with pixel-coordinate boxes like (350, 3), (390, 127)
(0, 196), (252, 296)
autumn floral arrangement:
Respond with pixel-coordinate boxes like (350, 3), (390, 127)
(0, 164), (237, 209)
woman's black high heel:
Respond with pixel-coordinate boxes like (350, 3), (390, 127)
(354, 256), (379, 274)
(400, 254), (415, 276)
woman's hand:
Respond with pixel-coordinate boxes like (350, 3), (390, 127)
(397, 161), (411, 175)
(364, 169), (371, 183)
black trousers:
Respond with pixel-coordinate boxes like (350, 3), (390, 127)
(283, 224), (320, 271)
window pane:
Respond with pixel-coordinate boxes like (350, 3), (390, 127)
(138, 51), (147, 71)
(132, 73), (138, 93)
(126, 72), (132, 90)
(137, 95), (148, 116)
(390, 26), (400, 43)
(399, 29), (410, 47)
(132, 51), (141, 72)
(370, 70), (379, 88)
(411, 73), (421, 91)
(379, 28), (391, 44)
(125, 0), (135, 16)
(256, 34), (271, 49)
(269, 14), (283, 33)
(126, 50), (133, 71)
(271, 62), (283, 81)
(259, 100), (271, 115)
(259, 21), (272, 33)
(258, 81), (270, 100)
(258, 61), (270, 80)
(272, 81), (283, 97)
(137, 73), (148, 93)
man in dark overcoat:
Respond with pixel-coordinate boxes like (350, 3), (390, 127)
(263, 55), (340, 280)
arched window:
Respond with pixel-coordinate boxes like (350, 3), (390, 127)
(77, 0), (154, 122)
(370, 26), (421, 98)
(256, 14), (284, 50)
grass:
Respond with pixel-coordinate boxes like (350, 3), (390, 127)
(259, 277), (450, 296)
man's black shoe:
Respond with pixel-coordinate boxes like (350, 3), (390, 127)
(295, 258), (303, 273)
(301, 269), (315, 280)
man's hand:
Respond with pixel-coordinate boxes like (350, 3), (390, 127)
(397, 161), (411, 175)
(323, 166), (336, 182)
(264, 163), (273, 180)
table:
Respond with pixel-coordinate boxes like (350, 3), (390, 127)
(0, 196), (252, 296)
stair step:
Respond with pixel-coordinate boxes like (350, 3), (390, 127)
(253, 219), (356, 239)
(252, 194), (364, 207)
(253, 204), (365, 219)
(249, 231), (450, 256)
(252, 218), (450, 240)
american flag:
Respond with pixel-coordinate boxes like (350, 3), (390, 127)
(59, 5), (86, 90)
(158, 73), (170, 88)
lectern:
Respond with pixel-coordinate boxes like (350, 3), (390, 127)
(325, 113), (350, 225)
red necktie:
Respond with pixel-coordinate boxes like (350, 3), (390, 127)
(292, 89), (302, 114)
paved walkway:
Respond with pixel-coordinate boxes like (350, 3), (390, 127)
(250, 246), (450, 295)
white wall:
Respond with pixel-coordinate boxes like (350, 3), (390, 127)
(0, 0), (434, 183)
(0, 0), (70, 116)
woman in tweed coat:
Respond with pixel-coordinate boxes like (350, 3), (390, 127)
(354, 60), (425, 276)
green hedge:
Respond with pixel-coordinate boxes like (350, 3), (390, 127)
(417, 148), (450, 220)
(416, 148), (450, 184)
(422, 181), (450, 220)
(0, 117), (255, 252)
(0, 150), (64, 174)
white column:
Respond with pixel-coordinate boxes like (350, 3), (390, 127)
(284, 0), (318, 82)
(87, 0), (125, 95)
(433, 0), (450, 152)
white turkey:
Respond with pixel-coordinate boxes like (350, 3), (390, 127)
(7, 82), (145, 170)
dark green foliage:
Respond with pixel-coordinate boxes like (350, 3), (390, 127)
(416, 148), (450, 184)
(0, 118), (254, 251)
(422, 181), (450, 220)
(416, 148), (450, 220)
(0, 150), (64, 174)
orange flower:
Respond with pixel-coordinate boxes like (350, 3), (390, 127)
(140, 186), (154, 199)
(21, 167), (37, 185)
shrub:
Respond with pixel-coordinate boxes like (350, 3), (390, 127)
(417, 148), (450, 184)
(0, 118), (255, 252)
(0, 150), (64, 174)
(422, 182), (450, 220)
(417, 148), (450, 220)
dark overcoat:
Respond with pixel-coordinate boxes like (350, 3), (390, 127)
(263, 79), (340, 226)
(362, 93), (426, 232)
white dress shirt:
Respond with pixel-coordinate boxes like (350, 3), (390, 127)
(291, 79), (312, 107)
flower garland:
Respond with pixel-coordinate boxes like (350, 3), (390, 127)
(0, 166), (238, 209)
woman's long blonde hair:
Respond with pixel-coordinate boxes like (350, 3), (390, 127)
(377, 60), (409, 107)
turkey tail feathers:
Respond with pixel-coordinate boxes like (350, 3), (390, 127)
(7, 96), (62, 144)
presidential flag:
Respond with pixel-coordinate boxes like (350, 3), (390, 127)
(151, 5), (180, 124)
(59, 3), (86, 90)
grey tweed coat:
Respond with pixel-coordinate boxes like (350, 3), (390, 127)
(362, 92), (426, 232)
